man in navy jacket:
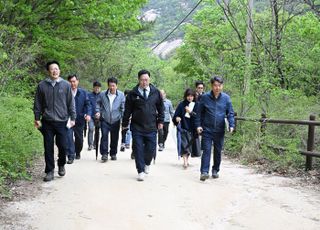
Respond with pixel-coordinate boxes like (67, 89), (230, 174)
(87, 81), (101, 150)
(195, 76), (235, 181)
(67, 74), (92, 163)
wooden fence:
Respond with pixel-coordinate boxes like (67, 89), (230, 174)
(234, 113), (320, 170)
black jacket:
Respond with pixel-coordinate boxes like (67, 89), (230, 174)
(172, 100), (196, 133)
(122, 84), (164, 132)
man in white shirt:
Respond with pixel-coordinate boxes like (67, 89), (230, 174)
(95, 77), (125, 162)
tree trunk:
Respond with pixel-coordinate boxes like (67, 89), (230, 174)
(239, 0), (254, 116)
(271, 0), (286, 89)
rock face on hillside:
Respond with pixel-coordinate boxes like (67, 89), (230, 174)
(152, 39), (183, 59)
(141, 0), (199, 59)
(139, 9), (159, 23)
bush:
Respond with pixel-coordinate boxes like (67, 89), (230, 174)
(0, 96), (43, 194)
(224, 87), (320, 173)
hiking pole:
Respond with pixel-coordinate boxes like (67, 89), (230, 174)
(94, 118), (100, 160)
(84, 121), (88, 137)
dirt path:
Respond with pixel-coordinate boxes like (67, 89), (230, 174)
(1, 130), (320, 230)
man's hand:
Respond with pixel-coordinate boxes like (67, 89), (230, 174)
(185, 106), (192, 114)
(197, 127), (203, 134)
(158, 123), (163, 130)
(122, 126), (129, 131)
(95, 112), (100, 119)
(175, 117), (181, 123)
(70, 120), (75, 128)
(34, 120), (41, 129)
(85, 115), (91, 122)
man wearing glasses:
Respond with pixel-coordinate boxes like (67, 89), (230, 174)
(122, 70), (164, 181)
(195, 80), (205, 101)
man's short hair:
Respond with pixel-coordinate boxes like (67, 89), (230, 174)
(124, 89), (131, 96)
(138, 69), (150, 78)
(107, 77), (118, 85)
(93, 81), (101, 87)
(67, 74), (78, 81)
(195, 80), (204, 88)
(46, 61), (60, 71)
(210, 76), (224, 84)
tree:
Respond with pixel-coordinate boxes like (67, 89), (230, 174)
(0, 0), (147, 95)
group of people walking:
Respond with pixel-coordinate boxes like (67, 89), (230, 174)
(34, 61), (235, 182)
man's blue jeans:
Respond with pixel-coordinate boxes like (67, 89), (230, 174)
(100, 120), (120, 156)
(66, 122), (85, 159)
(200, 131), (225, 174)
(87, 119), (95, 147)
(66, 128), (75, 159)
(132, 129), (157, 173)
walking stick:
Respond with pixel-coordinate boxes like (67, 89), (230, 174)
(94, 118), (100, 160)
(84, 121), (88, 137)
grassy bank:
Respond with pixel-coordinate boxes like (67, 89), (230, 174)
(0, 96), (43, 197)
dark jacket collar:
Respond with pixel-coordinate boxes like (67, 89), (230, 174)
(133, 84), (156, 94)
(106, 89), (119, 96)
(209, 91), (222, 100)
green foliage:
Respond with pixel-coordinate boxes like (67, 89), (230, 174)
(0, 0), (147, 96)
(0, 24), (42, 97)
(176, 0), (320, 171)
(0, 96), (43, 194)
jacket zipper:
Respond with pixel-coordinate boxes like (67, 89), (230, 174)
(53, 84), (56, 121)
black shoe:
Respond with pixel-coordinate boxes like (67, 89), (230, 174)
(158, 144), (164, 151)
(67, 158), (74, 164)
(101, 154), (108, 162)
(212, 170), (219, 179)
(120, 145), (125, 152)
(110, 155), (117, 161)
(58, 166), (66, 177)
(200, 173), (209, 181)
(131, 152), (135, 160)
(43, 171), (54, 182)
(75, 154), (80, 160)
(88, 145), (93, 151)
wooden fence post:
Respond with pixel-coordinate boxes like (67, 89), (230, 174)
(234, 112), (238, 132)
(260, 113), (267, 134)
(306, 114), (316, 171)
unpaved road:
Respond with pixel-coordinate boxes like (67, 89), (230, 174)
(1, 130), (320, 230)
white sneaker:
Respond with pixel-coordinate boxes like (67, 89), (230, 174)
(137, 172), (145, 181)
(144, 165), (150, 174)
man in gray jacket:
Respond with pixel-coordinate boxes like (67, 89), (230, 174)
(95, 77), (125, 162)
(34, 61), (76, 182)
(158, 89), (174, 151)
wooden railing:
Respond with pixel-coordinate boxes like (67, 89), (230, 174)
(234, 113), (320, 170)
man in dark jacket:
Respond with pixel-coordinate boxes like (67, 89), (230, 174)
(34, 61), (76, 182)
(122, 70), (164, 181)
(87, 81), (101, 150)
(195, 76), (235, 181)
(66, 74), (92, 164)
